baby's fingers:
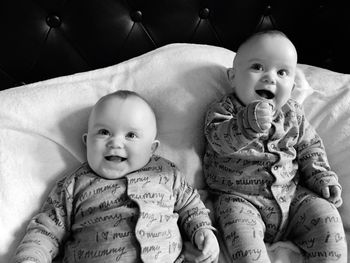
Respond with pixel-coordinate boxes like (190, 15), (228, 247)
(256, 101), (274, 113)
(183, 242), (213, 263)
(329, 186), (343, 207)
(255, 101), (274, 131)
(194, 231), (205, 251)
(321, 187), (330, 199)
(183, 241), (203, 262)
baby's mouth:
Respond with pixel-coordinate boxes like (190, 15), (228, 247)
(256, 89), (275, 99)
(105, 155), (127, 162)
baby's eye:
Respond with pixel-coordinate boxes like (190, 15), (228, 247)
(278, 69), (288, 77)
(251, 63), (263, 71)
(98, 129), (110, 136)
(126, 132), (137, 139)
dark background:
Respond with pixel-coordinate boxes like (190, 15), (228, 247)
(1, 0), (349, 90)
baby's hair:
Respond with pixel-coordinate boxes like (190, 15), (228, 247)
(251, 29), (288, 39)
(233, 29), (297, 66)
(101, 89), (146, 101)
(237, 30), (290, 52)
(97, 90), (153, 112)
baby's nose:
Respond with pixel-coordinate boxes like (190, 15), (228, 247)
(262, 73), (276, 84)
(107, 137), (123, 148)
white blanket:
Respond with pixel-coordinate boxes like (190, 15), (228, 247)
(1, 43), (349, 263)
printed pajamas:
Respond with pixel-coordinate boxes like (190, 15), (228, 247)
(215, 187), (346, 263)
(14, 156), (213, 263)
(203, 94), (347, 263)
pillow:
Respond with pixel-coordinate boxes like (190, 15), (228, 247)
(0, 43), (314, 262)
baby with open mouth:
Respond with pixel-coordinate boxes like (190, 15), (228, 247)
(203, 29), (346, 263)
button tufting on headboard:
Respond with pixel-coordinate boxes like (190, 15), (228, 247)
(199, 8), (210, 19)
(46, 15), (61, 28)
(130, 10), (143, 22)
(0, 0), (349, 90)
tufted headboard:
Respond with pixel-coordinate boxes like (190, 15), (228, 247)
(1, 0), (350, 90)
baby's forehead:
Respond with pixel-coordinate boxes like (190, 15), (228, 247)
(235, 34), (297, 63)
(99, 95), (156, 120)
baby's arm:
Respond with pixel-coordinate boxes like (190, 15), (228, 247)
(205, 97), (273, 154)
(296, 105), (342, 206)
(172, 169), (218, 262)
(13, 176), (71, 263)
(13, 214), (64, 263)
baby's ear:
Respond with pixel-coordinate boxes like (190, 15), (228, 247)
(227, 67), (235, 86)
(151, 140), (160, 154)
(82, 133), (88, 145)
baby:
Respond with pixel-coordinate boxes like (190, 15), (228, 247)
(203, 30), (347, 263)
(13, 90), (219, 263)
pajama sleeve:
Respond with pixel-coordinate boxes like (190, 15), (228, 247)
(172, 169), (214, 243)
(205, 96), (265, 155)
(296, 105), (341, 195)
(13, 176), (73, 263)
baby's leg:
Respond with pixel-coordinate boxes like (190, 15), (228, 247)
(287, 189), (347, 263)
(215, 194), (271, 263)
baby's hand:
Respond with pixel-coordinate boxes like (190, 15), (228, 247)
(243, 100), (274, 136)
(253, 101), (274, 132)
(321, 185), (343, 207)
(192, 229), (219, 263)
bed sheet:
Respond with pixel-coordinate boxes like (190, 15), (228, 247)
(1, 43), (348, 262)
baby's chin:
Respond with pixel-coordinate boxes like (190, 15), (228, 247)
(99, 167), (129, 180)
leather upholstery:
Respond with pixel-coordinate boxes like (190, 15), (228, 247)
(1, 0), (349, 90)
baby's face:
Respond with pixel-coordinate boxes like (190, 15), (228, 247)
(229, 34), (297, 111)
(84, 95), (159, 179)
